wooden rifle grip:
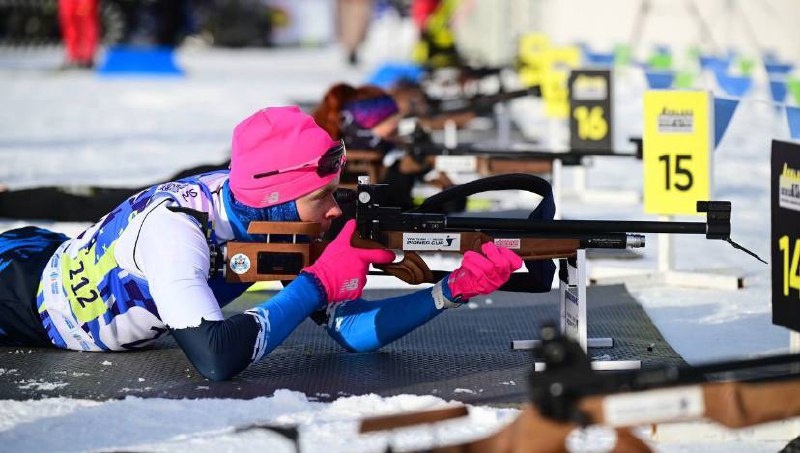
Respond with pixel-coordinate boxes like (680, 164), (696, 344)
(375, 252), (435, 285)
(349, 235), (435, 285)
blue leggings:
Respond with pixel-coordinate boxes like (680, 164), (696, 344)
(0, 227), (68, 346)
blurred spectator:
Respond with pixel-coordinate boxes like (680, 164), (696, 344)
(128, 0), (196, 46)
(337, 0), (374, 65)
(411, 0), (438, 29)
(58, 0), (99, 69)
(204, 0), (271, 47)
(153, 0), (194, 46)
(411, 0), (462, 69)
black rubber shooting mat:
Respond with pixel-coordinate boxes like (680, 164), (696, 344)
(0, 284), (686, 403)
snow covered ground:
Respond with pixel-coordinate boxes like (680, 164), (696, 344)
(0, 38), (798, 452)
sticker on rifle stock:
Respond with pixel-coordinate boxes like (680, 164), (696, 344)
(229, 253), (251, 275)
(402, 233), (461, 251)
(494, 238), (521, 249)
(602, 386), (704, 426)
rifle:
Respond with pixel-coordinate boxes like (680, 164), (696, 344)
(220, 174), (762, 287)
(356, 324), (800, 453)
(424, 86), (541, 118)
(402, 122), (639, 170)
(456, 64), (513, 80)
(405, 139), (595, 171)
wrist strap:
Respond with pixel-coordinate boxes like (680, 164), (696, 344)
(433, 276), (463, 309)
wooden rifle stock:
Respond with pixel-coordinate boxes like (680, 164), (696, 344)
(355, 325), (800, 452)
(700, 379), (800, 428)
(356, 379), (800, 453)
(362, 231), (579, 285)
(224, 222), (580, 285)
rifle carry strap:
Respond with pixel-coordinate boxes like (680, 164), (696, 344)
(413, 172), (555, 219)
(415, 173), (558, 293)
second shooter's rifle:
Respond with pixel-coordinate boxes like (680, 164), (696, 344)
(399, 85), (541, 132)
(355, 324), (800, 453)
(399, 122), (640, 180)
(220, 173), (763, 287)
(424, 86), (541, 118)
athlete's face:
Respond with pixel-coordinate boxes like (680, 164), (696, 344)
(295, 176), (342, 236)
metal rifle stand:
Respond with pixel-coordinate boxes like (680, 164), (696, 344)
(511, 249), (642, 371)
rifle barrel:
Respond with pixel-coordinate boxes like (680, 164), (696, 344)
(445, 217), (709, 235)
(408, 143), (634, 164)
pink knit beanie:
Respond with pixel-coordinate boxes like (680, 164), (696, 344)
(229, 106), (341, 208)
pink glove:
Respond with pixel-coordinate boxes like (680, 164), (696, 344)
(303, 219), (395, 304)
(447, 241), (523, 301)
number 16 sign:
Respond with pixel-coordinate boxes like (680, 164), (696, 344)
(569, 69), (613, 152)
(643, 90), (712, 215)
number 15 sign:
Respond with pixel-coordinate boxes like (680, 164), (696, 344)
(643, 90), (712, 215)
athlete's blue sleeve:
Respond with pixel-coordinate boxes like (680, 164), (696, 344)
(324, 277), (460, 353)
(170, 273), (324, 381)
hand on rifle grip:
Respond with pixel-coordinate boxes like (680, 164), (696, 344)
(303, 219), (395, 304)
(448, 241), (523, 301)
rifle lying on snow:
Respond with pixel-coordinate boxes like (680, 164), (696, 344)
(356, 324), (800, 453)
(220, 174), (762, 286)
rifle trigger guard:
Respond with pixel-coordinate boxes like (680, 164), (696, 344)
(375, 252), (434, 285)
